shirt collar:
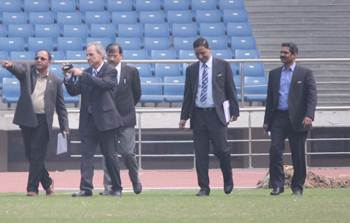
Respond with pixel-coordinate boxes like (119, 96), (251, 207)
(36, 69), (49, 78)
(94, 62), (104, 73)
(282, 62), (296, 72)
(115, 62), (121, 73)
(200, 56), (213, 69)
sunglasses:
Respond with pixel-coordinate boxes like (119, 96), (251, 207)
(35, 56), (48, 61)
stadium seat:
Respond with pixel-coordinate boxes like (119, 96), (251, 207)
(84, 11), (111, 24)
(51, 0), (76, 12)
(111, 11), (138, 25)
(227, 22), (252, 36)
(0, 37), (25, 51)
(0, 51), (9, 60)
(10, 51), (35, 61)
(23, 0), (49, 11)
(2, 77), (20, 108)
(57, 12), (82, 25)
(123, 49), (148, 60)
(205, 36), (228, 49)
(139, 11), (166, 23)
(233, 75), (241, 100)
(219, 0), (244, 9)
(235, 49), (260, 59)
(163, 0), (190, 11)
(242, 63), (265, 77)
(117, 24), (143, 37)
(34, 24), (61, 38)
(195, 10), (222, 23)
(191, 0), (217, 10)
(231, 36), (256, 50)
(115, 37), (143, 50)
(57, 37), (84, 51)
(2, 12), (27, 24)
(199, 23), (225, 36)
(0, 0), (22, 12)
(223, 9), (248, 23)
(178, 50), (196, 59)
(244, 76), (267, 103)
(0, 67), (12, 90)
(212, 49), (233, 59)
(144, 37), (170, 50)
(79, 0), (105, 12)
(0, 25), (7, 37)
(29, 12), (55, 24)
(155, 64), (181, 77)
(135, 0), (161, 11)
(89, 24), (116, 39)
(50, 51), (65, 60)
(86, 37), (114, 48)
(8, 24), (34, 38)
(140, 77), (164, 104)
(66, 50), (86, 60)
(144, 23), (170, 37)
(63, 24), (88, 39)
(173, 37), (197, 50)
(172, 23), (197, 37)
(134, 64), (153, 77)
(166, 10), (193, 24)
(151, 49), (177, 59)
(107, 0), (133, 11)
(50, 64), (63, 78)
(28, 37), (54, 51)
(163, 75), (185, 103)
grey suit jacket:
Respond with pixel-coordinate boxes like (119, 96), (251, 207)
(180, 57), (240, 128)
(113, 63), (141, 127)
(64, 63), (122, 133)
(7, 63), (69, 135)
(264, 64), (317, 131)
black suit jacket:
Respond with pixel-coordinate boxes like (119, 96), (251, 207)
(7, 63), (69, 135)
(180, 57), (240, 128)
(64, 63), (122, 133)
(264, 64), (317, 132)
(113, 63), (141, 127)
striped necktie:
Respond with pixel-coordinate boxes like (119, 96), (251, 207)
(92, 69), (97, 77)
(200, 63), (208, 104)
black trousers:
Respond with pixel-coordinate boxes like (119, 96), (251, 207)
(269, 110), (307, 192)
(192, 108), (233, 191)
(21, 114), (52, 193)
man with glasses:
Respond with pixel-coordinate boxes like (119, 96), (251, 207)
(1, 50), (69, 196)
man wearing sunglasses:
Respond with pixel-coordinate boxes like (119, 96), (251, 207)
(1, 50), (69, 196)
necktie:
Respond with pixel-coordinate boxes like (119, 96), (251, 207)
(92, 69), (97, 77)
(200, 63), (208, 104)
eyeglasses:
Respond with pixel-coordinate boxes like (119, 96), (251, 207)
(35, 56), (48, 61)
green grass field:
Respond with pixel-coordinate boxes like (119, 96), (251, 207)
(0, 189), (349, 223)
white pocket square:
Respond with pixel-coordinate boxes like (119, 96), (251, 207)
(297, 81), (303, 84)
(217, 73), (223, 77)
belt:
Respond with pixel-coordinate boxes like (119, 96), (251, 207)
(195, 107), (216, 112)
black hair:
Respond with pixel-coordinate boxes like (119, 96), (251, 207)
(106, 43), (123, 55)
(281, 42), (298, 55)
(35, 49), (52, 61)
(193, 37), (209, 49)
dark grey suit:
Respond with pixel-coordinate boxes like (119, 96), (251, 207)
(65, 63), (123, 192)
(180, 57), (239, 191)
(7, 63), (68, 193)
(264, 65), (317, 192)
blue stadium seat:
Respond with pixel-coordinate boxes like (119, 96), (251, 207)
(219, 0), (244, 9)
(34, 24), (61, 38)
(191, 0), (217, 10)
(28, 37), (54, 51)
(84, 11), (111, 24)
(242, 63), (265, 77)
(173, 37), (196, 50)
(231, 36), (256, 50)
(166, 10), (193, 24)
(115, 37), (143, 50)
(51, 0), (76, 12)
(123, 49), (148, 60)
(57, 12), (82, 25)
(118, 24), (143, 37)
(63, 24), (88, 39)
(151, 49), (177, 59)
(235, 49), (260, 59)
(89, 24), (116, 39)
(86, 37), (114, 48)
(0, 51), (9, 60)
(172, 23), (197, 37)
(199, 23), (225, 36)
(155, 64), (181, 77)
(10, 51), (35, 61)
(0, 25), (7, 37)
(134, 64), (153, 77)
(144, 23), (170, 37)
(8, 24), (34, 38)
(2, 12), (27, 24)
(227, 22), (252, 36)
(24, 0), (49, 11)
(0, 37), (25, 51)
(195, 10), (222, 23)
(66, 50), (86, 60)
(163, 75), (185, 103)
(50, 51), (65, 60)
(0, 67), (12, 90)
(2, 78), (20, 108)
(135, 0), (161, 11)
(111, 11), (138, 25)
(29, 12), (55, 24)
(0, 0), (22, 12)
(79, 0), (105, 12)
(233, 74), (241, 100)
(244, 76), (267, 103)
(50, 64), (63, 78)
(212, 49), (233, 59)
(140, 77), (164, 104)
(205, 36), (228, 49)
(178, 50), (196, 59)
(139, 11), (165, 23)
(144, 37), (170, 50)
(164, 0), (190, 10)
(107, 0), (133, 11)
(57, 37), (84, 51)
(223, 9), (248, 23)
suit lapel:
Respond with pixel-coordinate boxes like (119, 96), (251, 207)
(289, 65), (299, 90)
(192, 62), (200, 97)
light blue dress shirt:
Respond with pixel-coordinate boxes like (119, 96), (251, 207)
(196, 56), (214, 108)
(278, 62), (296, 110)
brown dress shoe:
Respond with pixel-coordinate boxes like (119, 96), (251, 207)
(27, 191), (38, 197)
(45, 181), (54, 196)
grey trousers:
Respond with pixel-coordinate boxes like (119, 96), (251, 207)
(102, 127), (140, 191)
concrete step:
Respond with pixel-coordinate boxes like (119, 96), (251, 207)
(257, 44), (350, 51)
(248, 17), (350, 25)
(253, 26), (350, 32)
(255, 37), (350, 44)
(247, 6), (350, 13)
(260, 50), (350, 58)
(245, 0), (350, 6)
(253, 30), (350, 37)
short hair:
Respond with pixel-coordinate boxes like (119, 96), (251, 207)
(105, 43), (123, 55)
(35, 49), (52, 61)
(193, 37), (209, 49)
(281, 42), (298, 55)
(87, 42), (106, 58)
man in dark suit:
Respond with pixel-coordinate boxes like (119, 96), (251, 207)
(64, 42), (123, 197)
(2, 50), (69, 196)
(263, 42), (317, 196)
(99, 43), (142, 195)
(179, 37), (240, 196)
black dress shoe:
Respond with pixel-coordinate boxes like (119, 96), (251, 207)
(110, 190), (122, 197)
(99, 190), (111, 196)
(224, 185), (233, 194)
(133, 183), (142, 194)
(292, 190), (303, 196)
(270, 187), (284, 196)
(72, 190), (92, 197)
(196, 189), (210, 197)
